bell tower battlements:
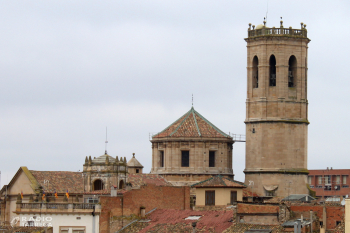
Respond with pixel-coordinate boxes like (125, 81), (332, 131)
(244, 20), (311, 197)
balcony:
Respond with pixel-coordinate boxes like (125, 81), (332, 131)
(16, 203), (101, 214)
(247, 27), (307, 39)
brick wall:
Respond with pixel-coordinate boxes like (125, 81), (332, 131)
(99, 184), (190, 233)
(290, 205), (344, 230)
(237, 203), (279, 214)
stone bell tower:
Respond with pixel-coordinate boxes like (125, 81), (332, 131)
(244, 20), (310, 197)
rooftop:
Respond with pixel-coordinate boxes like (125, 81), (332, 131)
(153, 107), (231, 139)
(128, 174), (172, 187)
(127, 153), (144, 168)
(120, 209), (233, 233)
(246, 21), (308, 39)
(191, 175), (246, 188)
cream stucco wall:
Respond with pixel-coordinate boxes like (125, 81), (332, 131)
(345, 199), (350, 233)
(195, 188), (243, 206)
(18, 213), (99, 233)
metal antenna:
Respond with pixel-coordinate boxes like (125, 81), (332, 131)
(265, 0), (268, 24)
(192, 94), (193, 107)
(105, 127), (108, 154)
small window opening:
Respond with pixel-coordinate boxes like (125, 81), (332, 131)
(181, 151), (189, 167)
(252, 56), (259, 88)
(119, 180), (125, 189)
(160, 151), (164, 167)
(336, 221), (341, 226)
(265, 190), (276, 197)
(93, 179), (104, 191)
(136, 169), (139, 173)
(209, 151), (215, 167)
(288, 55), (297, 87)
(269, 55), (276, 86)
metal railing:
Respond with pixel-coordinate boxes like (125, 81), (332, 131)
(46, 203), (68, 209)
(20, 203), (96, 209)
(248, 27), (307, 38)
(73, 203), (95, 209)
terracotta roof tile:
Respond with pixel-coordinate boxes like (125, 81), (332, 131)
(192, 175), (246, 188)
(30, 170), (84, 194)
(136, 209), (234, 233)
(128, 174), (172, 187)
(243, 189), (260, 197)
(153, 107), (231, 139)
(222, 223), (284, 233)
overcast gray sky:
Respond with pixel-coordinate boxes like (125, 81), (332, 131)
(1, 0), (349, 185)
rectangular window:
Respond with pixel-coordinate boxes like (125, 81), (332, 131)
(308, 176), (312, 185)
(160, 151), (164, 167)
(343, 175), (348, 185)
(317, 176), (322, 185)
(230, 191), (237, 204)
(181, 151), (189, 167)
(136, 169), (139, 173)
(205, 191), (215, 206)
(325, 175), (331, 185)
(336, 175), (340, 184)
(209, 151), (215, 167)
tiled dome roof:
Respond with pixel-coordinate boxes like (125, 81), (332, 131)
(153, 107), (231, 139)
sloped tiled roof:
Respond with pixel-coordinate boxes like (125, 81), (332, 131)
(128, 174), (172, 187)
(30, 170), (84, 194)
(243, 189), (260, 197)
(153, 107), (231, 138)
(222, 223), (284, 233)
(121, 209), (233, 233)
(127, 154), (143, 168)
(191, 175), (246, 188)
(92, 153), (116, 163)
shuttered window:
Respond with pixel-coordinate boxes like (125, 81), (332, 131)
(231, 191), (237, 204)
(205, 191), (215, 206)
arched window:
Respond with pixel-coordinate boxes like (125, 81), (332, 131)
(93, 179), (104, 191)
(269, 55), (276, 86)
(252, 56), (259, 88)
(288, 55), (297, 87)
(119, 180), (125, 189)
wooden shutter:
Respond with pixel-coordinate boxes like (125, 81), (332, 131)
(231, 191), (237, 204)
(205, 191), (215, 206)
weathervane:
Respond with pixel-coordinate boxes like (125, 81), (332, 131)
(105, 127), (108, 154)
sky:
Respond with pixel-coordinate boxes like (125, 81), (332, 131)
(1, 0), (350, 185)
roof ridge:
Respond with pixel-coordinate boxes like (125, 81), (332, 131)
(169, 109), (192, 136)
(191, 107), (201, 137)
(153, 108), (192, 137)
(192, 109), (230, 138)
(191, 175), (215, 187)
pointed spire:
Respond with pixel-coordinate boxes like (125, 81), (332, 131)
(115, 156), (119, 163)
(124, 157), (127, 164)
(88, 156), (92, 165)
(133, 153), (135, 158)
(85, 156), (88, 165)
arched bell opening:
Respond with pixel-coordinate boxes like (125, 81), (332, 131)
(269, 55), (276, 86)
(252, 56), (259, 88)
(288, 55), (297, 87)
